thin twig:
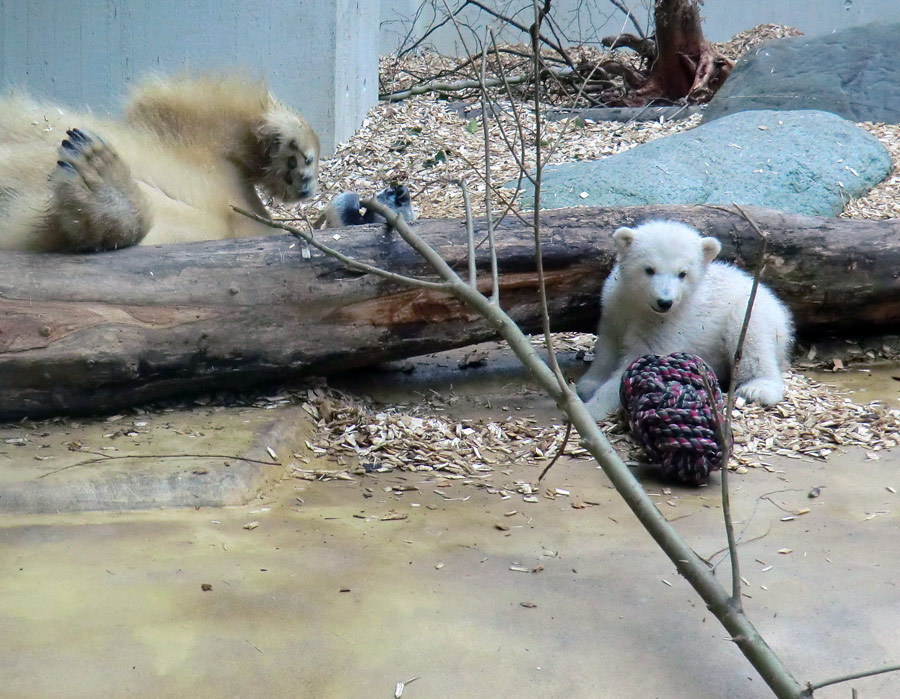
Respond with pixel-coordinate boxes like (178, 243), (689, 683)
(231, 207), (450, 292)
(607, 0), (647, 39)
(459, 180), (477, 287)
(530, 0), (567, 392)
(380, 73), (533, 102)
(395, 1), (463, 58)
(462, 0), (576, 68)
(479, 27), (500, 304)
(38, 452), (281, 478)
(703, 525), (773, 566)
(701, 369), (741, 604)
(538, 420), (572, 482)
(805, 663), (900, 693)
(710, 202), (771, 604)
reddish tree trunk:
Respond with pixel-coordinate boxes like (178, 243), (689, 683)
(603, 0), (734, 105)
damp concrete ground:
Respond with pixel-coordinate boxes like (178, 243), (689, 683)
(2, 347), (899, 698)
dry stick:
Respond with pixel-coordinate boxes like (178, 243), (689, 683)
(529, 0), (568, 392)
(460, 181), (477, 286)
(462, 0), (576, 69)
(805, 663), (900, 694)
(701, 367), (741, 603)
(38, 452), (280, 478)
(395, 0), (463, 58)
(440, 1), (508, 303)
(441, 0), (502, 303)
(351, 196), (804, 699)
(538, 420), (572, 482)
(717, 202), (772, 604)
(479, 26), (500, 304)
(488, 28), (535, 186)
(231, 207), (449, 293)
(608, 0), (647, 38)
(380, 73), (533, 102)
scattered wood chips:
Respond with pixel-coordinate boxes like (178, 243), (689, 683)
(292, 368), (900, 494)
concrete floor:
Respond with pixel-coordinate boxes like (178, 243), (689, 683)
(2, 350), (899, 698)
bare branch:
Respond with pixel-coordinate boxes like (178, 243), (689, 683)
(607, 0), (647, 38)
(530, 0), (568, 391)
(805, 663), (900, 694)
(479, 26), (500, 304)
(380, 73), (533, 102)
(462, 0), (576, 68)
(459, 180), (477, 287)
(538, 420), (572, 482)
(231, 207), (450, 292)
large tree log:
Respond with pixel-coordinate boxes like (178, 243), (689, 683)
(1, 204), (899, 419)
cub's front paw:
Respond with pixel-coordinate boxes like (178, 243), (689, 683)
(575, 374), (600, 402)
(735, 377), (785, 407)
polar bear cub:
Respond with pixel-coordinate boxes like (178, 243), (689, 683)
(576, 220), (793, 420)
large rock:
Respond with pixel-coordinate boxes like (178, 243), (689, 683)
(703, 23), (900, 124)
(518, 110), (890, 217)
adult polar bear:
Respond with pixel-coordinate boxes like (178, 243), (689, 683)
(0, 75), (319, 252)
(576, 220), (794, 420)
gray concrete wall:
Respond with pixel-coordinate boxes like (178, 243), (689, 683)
(379, 0), (900, 54)
(0, 0), (379, 154)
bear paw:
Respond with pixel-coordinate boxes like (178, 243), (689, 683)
(735, 377), (784, 407)
(582, 379), (623, 420)
(49, 128), (150, 251)
(575, 374), (601, 402)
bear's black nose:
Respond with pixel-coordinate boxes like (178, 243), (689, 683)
(656, 298), (673, 312)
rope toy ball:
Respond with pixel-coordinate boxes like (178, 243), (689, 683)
(619, 352), (728, 485)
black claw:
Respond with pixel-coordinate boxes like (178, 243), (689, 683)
(66, 128), (90, 144)
(61, 139), (78, 153)
(56, 160), (76, 172)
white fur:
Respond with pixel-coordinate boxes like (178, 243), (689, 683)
(576, 220), (794, 419)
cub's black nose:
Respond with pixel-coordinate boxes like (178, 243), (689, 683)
(656, 298), (673, 312)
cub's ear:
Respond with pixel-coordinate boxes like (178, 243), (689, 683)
(612, 226), (635, 255)
(700, 236), (721, 263)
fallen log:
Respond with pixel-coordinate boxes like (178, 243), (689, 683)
(1, 204), (899, 419)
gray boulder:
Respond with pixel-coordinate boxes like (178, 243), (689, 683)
(517, 109), (890, 217)
(703, 23), (900, 124)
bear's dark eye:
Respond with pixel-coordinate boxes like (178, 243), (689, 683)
(644, 267), (655, 276)
(678, 271), (687, 279)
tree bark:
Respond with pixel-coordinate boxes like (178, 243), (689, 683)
(1, 204), (898, 419)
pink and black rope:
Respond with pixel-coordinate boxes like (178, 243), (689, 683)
(619, 352), (728, 485)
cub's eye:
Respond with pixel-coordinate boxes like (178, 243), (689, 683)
(678, 271), (687, 279)
(644, 267), (655, 276)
